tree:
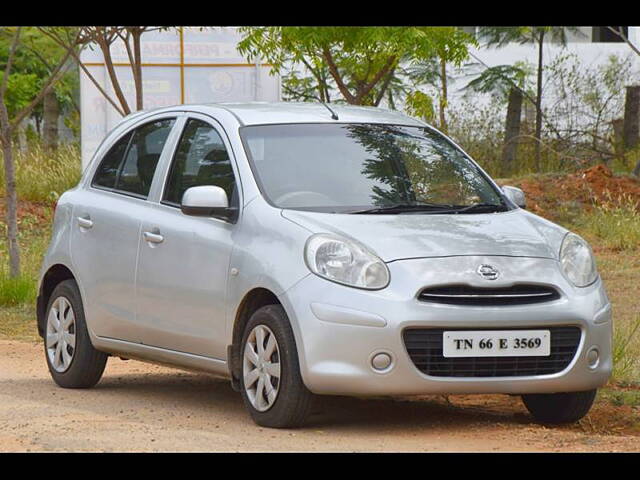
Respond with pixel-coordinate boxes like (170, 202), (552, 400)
(608, 27), (640, 176)
(0, 27), (78, 150)
(41, 26), (160, 116)
(465, 63), (530, 175)
(478, 26), (583, 170)
(1, 27), (80, 277)
(406, 28), (476, 133)
(238, 27), (474, 107)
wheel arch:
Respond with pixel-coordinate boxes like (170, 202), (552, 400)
(37, 264), (77, 338)
(228, 287), (283, 390)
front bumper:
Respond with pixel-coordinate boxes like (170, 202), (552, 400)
(279, 255), (612, 396)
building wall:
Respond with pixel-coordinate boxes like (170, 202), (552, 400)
(79, 27), (280, 168)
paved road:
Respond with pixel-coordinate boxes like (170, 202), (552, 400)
(1, 339), (638, 452)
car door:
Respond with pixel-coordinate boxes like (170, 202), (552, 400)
(70, 115), (178, 342)
(134, 115), (240, 359)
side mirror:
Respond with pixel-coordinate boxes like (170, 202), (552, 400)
(502, 185), (526, 209)
(181, 186), (238, 222)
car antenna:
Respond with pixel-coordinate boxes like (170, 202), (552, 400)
(320, 101), (339, 120)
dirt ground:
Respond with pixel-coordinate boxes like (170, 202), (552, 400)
(1, 339), (639, 452)
(503, 164), (640, 220)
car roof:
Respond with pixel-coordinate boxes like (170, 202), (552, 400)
(120, 102), (427, 128)
(210, 102), (427, 127)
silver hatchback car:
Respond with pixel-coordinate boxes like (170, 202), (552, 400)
(37, 102), (612, 428)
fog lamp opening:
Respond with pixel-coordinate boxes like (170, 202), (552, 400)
(586, 347), (600, 369)
(371, 352), (393, 372)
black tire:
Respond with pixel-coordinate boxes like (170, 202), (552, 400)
(521, 389), (597, 424)
(44, 279), (108, 388)
(239, 304), (314, 428)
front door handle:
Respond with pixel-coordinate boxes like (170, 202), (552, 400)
(77, 216), (93, 229)
(143, 231), (164, 244)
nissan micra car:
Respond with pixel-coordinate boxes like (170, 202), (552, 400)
(37, 102), (612, 428)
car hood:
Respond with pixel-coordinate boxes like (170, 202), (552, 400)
(281, 209), (567, 262)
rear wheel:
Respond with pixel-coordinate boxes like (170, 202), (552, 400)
(44, 279), (108, 388)
(239, 304), (313, 428)
(521, 389), (597, 424)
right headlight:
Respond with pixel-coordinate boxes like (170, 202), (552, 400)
(559, 232), (598, 287)
(304, 233), (390, 290)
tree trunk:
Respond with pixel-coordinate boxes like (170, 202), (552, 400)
(501, 88), (523, 176)
(622, 85), (640, 176)
(623, 85), (640, 149)
(98, 34), (131, 115)
(132, 29), (144, 111)
(0, 103), (20, 278)
(387, 88), (395, 110)
(439, 57), (448, 134)
(534, 31), (545, 171)
(42, 89), (60, 151)
(611, 118), (625, 162)
(373, 68), (396, 107)
(16, 120), (27, 154)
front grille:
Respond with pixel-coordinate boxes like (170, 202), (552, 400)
(403, 326), (581, 377)
(418, 284), (560, 306)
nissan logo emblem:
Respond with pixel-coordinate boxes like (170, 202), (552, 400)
(477, 264), (500, 280)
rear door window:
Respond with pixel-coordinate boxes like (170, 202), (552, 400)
(92, 131), (133, 190)
(92, 118), (176, 199)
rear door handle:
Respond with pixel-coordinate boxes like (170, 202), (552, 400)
(143, 231), (164, 244)
(77, 216), (93, 229)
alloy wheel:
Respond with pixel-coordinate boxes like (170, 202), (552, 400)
(243, 324), (281, 412)
(46, 296), (76, 373)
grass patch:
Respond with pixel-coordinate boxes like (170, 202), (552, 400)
(0, 143), (82, 203)
(0, 275), (36, 306)
(576, 193), (640, 251)
(612, 315), (640, 381)
(599, 386), (640, 408)
(0, 199), (54, 340)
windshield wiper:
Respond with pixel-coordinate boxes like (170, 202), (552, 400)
(348, 203), (457, 214)
(450, 202), (510, 214)
(348, 202), (510, 215)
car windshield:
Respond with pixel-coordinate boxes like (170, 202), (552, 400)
(240, 123), (507, 214)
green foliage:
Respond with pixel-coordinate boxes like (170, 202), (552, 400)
(282, 69), (327, 102)
(1, 27), (79, 124)
(238, 26), (446, 72)
(0, 275), (35, 306)
(424, 26), (476, 66)
(404, 90), (435, 123)
(63, 109), (80, 138)
(0, 72), (39, 116)
(464, 64), (530, 99)
(238, 27), (476, 106)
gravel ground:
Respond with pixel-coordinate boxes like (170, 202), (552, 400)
(1, 338), (639, 452)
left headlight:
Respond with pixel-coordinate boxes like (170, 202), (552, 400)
(559, 232), (598, 287)
(304, 233), (390, 290)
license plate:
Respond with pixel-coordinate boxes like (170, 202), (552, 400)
(442, 330), (550, 358)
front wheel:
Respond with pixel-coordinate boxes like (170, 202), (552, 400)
(521, 389), (597, 424)
(239, 305), (314, 428)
